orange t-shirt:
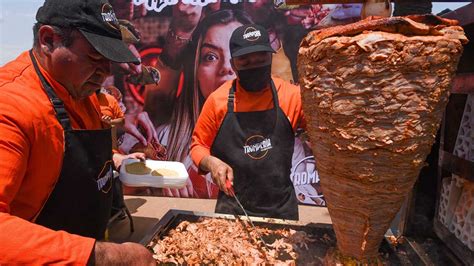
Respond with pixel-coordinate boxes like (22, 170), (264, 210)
(97, 91), (124, 119)
(190, 77), (305, 168)
(0, 51), (103, 264)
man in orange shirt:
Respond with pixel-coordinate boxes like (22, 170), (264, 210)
(0, 0), (154, 264)
(190, 24), (303, 220)
(97, 87), (126, 127)
(97, 87), (126, 150)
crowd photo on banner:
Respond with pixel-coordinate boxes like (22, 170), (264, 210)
(105, 0), (364, 205)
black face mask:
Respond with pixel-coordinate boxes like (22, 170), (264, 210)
(237, 64), (272, 92)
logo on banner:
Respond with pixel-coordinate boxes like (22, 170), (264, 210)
(243, 27), (261, 41)
(290, 156), (325, 205)
(243, 135), (272, 159)
(290, 156), (319, 186)
(96, 161), (114, 193)
(101, 3), (119, 30)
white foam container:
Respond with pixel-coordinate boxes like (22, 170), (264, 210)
(119, 159), (188, 188)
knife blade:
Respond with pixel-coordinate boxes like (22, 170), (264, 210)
(225, 180), (269, 248)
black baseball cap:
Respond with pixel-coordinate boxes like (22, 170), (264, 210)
(36, 0), (140, 64)
(230, 24), (275, 58)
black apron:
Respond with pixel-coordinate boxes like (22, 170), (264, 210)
(213, 80), (298, 220)
(29, 51), (114, 239)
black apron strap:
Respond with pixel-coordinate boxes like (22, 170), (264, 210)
(29, 50), (72, 130)
(228, 81), (236, 113)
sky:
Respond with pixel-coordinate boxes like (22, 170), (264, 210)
(0, 1), (471, 65)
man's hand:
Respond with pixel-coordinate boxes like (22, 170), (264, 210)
(92, 242), (155, 265)
(101, 115), (112, 125)
(199, 156), (234, 196)
(123, 112), (158, 147)
(113, 152), (146, 170)
(117, 44), (142, 76)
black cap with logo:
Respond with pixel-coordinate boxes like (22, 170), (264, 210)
(36, 0), (139, 64)
(230, 24), (276, 58)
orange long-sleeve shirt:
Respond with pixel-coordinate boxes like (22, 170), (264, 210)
(97, 91), (124, 119)
(0, 51), (103, 264)
(190, 77), (305, 168)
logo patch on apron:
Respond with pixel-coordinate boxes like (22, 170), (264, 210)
(243, 135), (273, 159)
(96, 161), (113, 193)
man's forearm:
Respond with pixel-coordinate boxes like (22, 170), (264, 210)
(90, 242), (116, 265)
(199, 155), (216, 173)
(0, 213), (95, 264)
(199, 155), (229, 173)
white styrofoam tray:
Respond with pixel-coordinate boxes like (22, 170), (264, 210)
(119, 159), (188, 188)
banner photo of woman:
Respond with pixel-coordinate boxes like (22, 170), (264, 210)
(106, 0), (364, 206)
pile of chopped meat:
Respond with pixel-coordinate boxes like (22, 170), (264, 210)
(149, 218), (316, 264)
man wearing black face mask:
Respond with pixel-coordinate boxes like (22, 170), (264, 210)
(190, 24), (304, 220)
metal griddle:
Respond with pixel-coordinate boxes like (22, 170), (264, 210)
(141, 209), (428, 265)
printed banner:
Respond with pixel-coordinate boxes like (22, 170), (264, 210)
(108, 0), (364, 206)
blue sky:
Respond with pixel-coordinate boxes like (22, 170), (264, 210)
(0, 1), (471, 65)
